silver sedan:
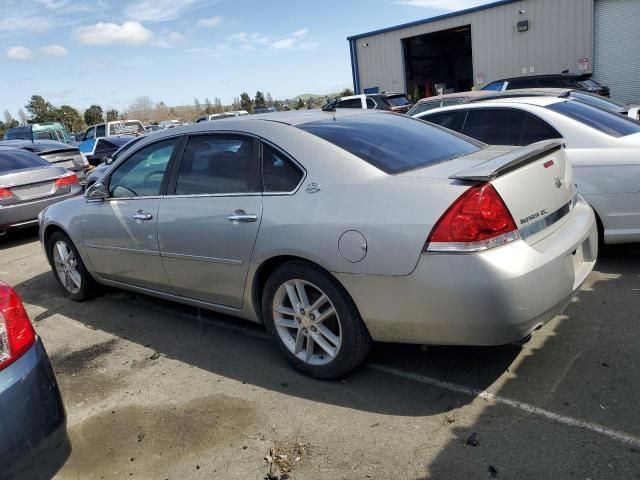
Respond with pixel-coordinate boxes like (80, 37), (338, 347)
(39, 111), (597, 378)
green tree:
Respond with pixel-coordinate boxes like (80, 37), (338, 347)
(240, 92), (253, 113)
(106, 109), (119, 121)
(213, 97), (223, 113)
(339, 88), (354, 97)
(84, 105), (104, 126)
(58, 105), (85, 132)
(296, 98), (305, 110)
(194, 98), (201, 114)
(25, 95), (57, 122)
(265, 92), (274, 107)
(204, 97), (213, 114)
(254, 91), (266, 109)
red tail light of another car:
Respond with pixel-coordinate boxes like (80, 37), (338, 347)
(0, 187), (13, 199)
(54, 173), (78, 189)
(0, 283), (36, 371)
(426, 183), (520, 253)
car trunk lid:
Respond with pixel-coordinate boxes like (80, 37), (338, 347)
(0, 167), (68, 204)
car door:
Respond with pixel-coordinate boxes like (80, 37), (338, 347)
(157, 133), (263, 308)
(82, 137), (182, 290)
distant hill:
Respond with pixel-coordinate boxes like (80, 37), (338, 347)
(290, 92), (339, 102)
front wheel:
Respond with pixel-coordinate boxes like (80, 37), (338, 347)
(262, 262), (371, 379)
(47, 232), (96, 301)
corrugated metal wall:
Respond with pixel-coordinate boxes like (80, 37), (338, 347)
(352, 0), (594, 94)
(593, 0), (640, 104)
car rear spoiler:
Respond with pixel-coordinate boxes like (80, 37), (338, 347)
(449, 140), (565, 182)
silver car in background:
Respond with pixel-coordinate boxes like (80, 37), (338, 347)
(39, 111), (597, 378)
(0, 146), (82, 234)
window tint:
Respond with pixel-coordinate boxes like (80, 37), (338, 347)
(95, 124), (106, 138)
(482, 81), (504, 91)
(386, 95), (411, 106)
(547, 100), (640, 137)
(424, 111), (466, 132)
(569, 91), (627, 114)
(366, 98), (376, 109)
(507, 78), (539, 89)
(85, 128), (95, 140)
(262, 143), (303, 192)
(297, 113), (482, 174)
(336, 98), (362, 109)
(36, 131), (52, 140)
(463, 109), (526, 145)
(0, 149), (49, 174)
(520, 114), (561, 145)
(109, 139), (178, 198)
(175, 135), (259, 195)
(442, 97), (467, 107)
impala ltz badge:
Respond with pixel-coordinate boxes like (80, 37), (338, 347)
(520, 209), (549, 225)
(554, 176), (563, 189)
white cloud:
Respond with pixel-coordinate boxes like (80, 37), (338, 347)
(74, 21), (154, 46)
(6, 46), (34, 61)
(396, 0), (493, 10)
(153, 31), (185, 48)
(195, 16), (222, 28)
(40, 44), (68, 56)
(124, 0), (196, 22)
(0, 16), (50, 33)
(227, 28), (316, 52)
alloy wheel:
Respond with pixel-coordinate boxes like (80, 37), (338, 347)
(272, 279), (342, 366)
(52, 240), (82, 294)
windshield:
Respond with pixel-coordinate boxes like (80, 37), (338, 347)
(297, 113), (482, 174)
(0, 149), (50, 174)
(548, 100), (640, 137)
(569, 91), (627, 114)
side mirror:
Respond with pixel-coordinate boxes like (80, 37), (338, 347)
(85, 181), (108, 201)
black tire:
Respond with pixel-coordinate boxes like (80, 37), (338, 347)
(262, 261), (372, 379)
(46, 231), (97, 301)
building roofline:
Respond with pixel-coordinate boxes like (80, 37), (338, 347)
(346, 0), (520, 40)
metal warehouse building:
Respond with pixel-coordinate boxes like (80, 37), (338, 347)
(348, 0), (640, 103)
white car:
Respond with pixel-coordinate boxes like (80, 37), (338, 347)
(417, 96), (640, 244)
(81, 120), (145, 141)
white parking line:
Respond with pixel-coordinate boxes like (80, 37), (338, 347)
(367, 363), (640, 448)
(157, 309), (640, 448)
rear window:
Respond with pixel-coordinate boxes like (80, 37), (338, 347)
(386, 95), (411, 107)
(548, 100), (640, 137)
(569, 91), (626, 114)
(297, 113), (482, 174)
(0, 149), (49, 174)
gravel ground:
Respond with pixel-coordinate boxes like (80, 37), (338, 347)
(2, 226), (639, 480)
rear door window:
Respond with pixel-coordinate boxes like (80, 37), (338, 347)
(462, 109), (526, 145)
(423, 111), (466, 132)
(520, 114), (562, 145)
(297, 113), (482, 174)
(547, 100), (640, 137)
(507, 78), (539, 89)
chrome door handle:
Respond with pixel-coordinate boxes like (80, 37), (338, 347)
(228, 213), (257, 223)
(133, 212), (153, 221)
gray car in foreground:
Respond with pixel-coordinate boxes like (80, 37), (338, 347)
(0, 281), (70, 480)
(0, 147), (82, 233)
(39, 110), (597, 378)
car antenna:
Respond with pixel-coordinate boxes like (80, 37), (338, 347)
(30, 124), (34, 144)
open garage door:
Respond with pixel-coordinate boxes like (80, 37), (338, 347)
(402, 26), (473, 100)
(593, 0), (640, 104)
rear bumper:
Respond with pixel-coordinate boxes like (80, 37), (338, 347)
(0, 339), (70, 480)
(336, 196), (598, 345)
(0, 187), (81, 229)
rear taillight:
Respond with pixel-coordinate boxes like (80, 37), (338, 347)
(54, 173), (78, 189)
(0, 283), (36, 371)
(426, 183), (520, 253)
(0, 187), (12, 199)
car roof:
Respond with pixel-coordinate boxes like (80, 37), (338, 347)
(495, 73), (582, 82)
(416, 90), (492, 104)
(481, 96), (568, 107)
(0, 139), (73, 152)
(468, 89), (573, 102)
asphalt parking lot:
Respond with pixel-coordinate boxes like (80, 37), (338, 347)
(2, 227), (639, 480)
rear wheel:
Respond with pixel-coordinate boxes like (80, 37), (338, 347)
(47, 232), (96, 301)
(262, 262), (371, 379)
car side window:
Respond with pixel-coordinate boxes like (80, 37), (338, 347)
(174, 135), (260, 195)
(483, 81), (504, 91)
(336, 98), (362, 109)
(262, 143), (304, 193)
(508, 78), (539, 89)
(424, 111), (466, 133)
(463, 109), (526, 145)
(366, 98), (376, 109)
(95, 124), (106, 138)
(520, 114), (562, 145)
(109, 138), (178, 198)
(85, 127), (95, 140)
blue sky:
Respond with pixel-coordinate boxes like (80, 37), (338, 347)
(0, 0), (494, 116)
